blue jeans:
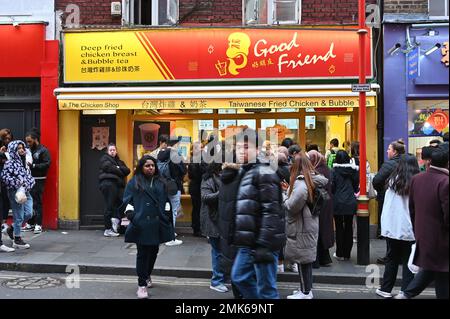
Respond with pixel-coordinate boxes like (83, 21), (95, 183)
(168, 191), (181, 228)
(7, 189), (33, 238)
(210, 237), (226, 287)
(231, 247), (279, 299)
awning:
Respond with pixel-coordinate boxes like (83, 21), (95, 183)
(54, 84), (378, 111)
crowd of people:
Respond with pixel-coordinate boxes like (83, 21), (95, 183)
(0, 128), (50, 251)
(1, 125), (448, 300)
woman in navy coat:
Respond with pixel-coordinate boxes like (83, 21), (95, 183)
(122, 155), (174, 299)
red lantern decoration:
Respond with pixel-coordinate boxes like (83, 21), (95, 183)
(427, 110), (449, 133)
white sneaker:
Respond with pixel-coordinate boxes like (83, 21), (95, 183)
(21, 223), (34, 232)
(137, 286), (148, 299)
(165, 239), (183, 246)
(147, 278), (153, 288)
(104, 229), (120, 237)
(292, 263), (298, 273)
(394, 291), (408, 299)
(287, 291), (314, 299)
(210, 284), (229, 293)
(0, 244), (15, 253)
(33, 225), (42, 234)
(333, 253), (345, 261)
(111, 218), (120, 233)
(376, 288), (393, 298)
(277, 264), (285, 273)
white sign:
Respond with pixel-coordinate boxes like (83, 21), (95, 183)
(351, 84), (371, 92)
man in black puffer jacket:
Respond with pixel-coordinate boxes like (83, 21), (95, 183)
(231, 129), (285, 299)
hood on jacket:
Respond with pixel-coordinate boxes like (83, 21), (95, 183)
(157, 148), (171, 162)
(296, 173), (328, 188)
(221, 162), (240, 184)
(7, 140), (26, 161)
(333, 162), (359, 177)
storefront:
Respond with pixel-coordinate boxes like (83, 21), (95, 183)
(0, 23), (59, 229)
(56, 27), (378, 229)
(384, 23), (449, 159)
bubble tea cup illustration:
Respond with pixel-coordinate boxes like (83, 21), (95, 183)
(139, 123), (160, 150)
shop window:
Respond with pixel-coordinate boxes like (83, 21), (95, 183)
(408, 100), (449, 155)
(124, 0), (178, 25)
(261, 118), (298, 145)
(429, 0), (449, 18)
(244, 0), (301, 25)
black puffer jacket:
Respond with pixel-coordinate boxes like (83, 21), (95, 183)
(372, 155), (401, 201)
(98, 154), (130, 187)
(218, 163), (242, 275)
(332, 163), (359, 215)
(234, 161), (285, 252)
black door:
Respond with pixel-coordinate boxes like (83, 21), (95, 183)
(0, 103), (40, 140)
(80, 114), (116, 228)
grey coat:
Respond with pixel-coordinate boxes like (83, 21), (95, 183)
(283, 173), (329, 264)
(200, 174), (221, 238)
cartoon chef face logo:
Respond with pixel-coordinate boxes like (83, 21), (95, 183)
(226, 32), (251, 75)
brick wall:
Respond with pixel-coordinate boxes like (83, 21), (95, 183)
(179, 0), (242, 25)
(55, 0), (380, 27)
(384, 0), (428, 14)
(56, 0), (121, 26)
(302, 0), (378, 25)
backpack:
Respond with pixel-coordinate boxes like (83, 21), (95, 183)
(327, 151), (337, 169)
(157, 160), (178, 195)
(306, 185), (330, 217)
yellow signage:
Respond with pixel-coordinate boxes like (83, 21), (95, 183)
(58, 96), (376, 110)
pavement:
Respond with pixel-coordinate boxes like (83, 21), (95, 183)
(0, 228), (399, 286)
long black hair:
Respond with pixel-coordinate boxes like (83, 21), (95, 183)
(335, 150), (351, 164)
(134, 155), (159, 191)
(387, 154), (420, 196)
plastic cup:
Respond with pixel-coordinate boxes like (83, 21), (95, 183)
(139, 123), (160, 150)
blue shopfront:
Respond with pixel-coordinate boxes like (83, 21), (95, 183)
(383, 23), (449, 160)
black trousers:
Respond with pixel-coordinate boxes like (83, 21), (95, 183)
(297, 262), (313, 294)
(381, 238), (414, 293)
(136, 244), (159, 287)
(334, 215), (354, 259)
(403, 270), (449, 299)
(190, 191), (201, 234)
(29, 179), (46, 226)
(99, 181), (122, 230)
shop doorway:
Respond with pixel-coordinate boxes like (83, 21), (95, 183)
(80, 114), (116, 228)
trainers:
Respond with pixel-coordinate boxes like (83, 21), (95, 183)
(210, 284), (229, 293)
(165, 239), (183, 246)
(103, 229), (120, 237)
(375, 288), (393, 298)
(333, 253), (345, 261)
(13, 237), (30, 249)
(111, 218), (120, 233)
(33, 225), (42, 234)
(6, 226), (14, 240)
(394, 291), (408, 299)
(287, 291), (314, 299)
(277, 264), (285, 273)
(0, 244), (15, 253)
(147, 277), (153, 288)
(21, 223), (34, 232)
(137, 286), (148, 299)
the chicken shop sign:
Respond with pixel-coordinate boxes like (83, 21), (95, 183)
(64, 28), (372, 83)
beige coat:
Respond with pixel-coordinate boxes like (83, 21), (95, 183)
(283, 174), (328, 264)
